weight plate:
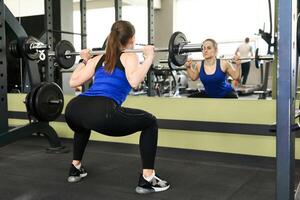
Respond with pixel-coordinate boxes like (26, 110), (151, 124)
(168, 31), (188, 69)
(55, 40), (76, 69)
(23, 36), (40, 60)
(9, 40), (21, 58)
(26, 83), (46, 119)
(34, 82), (64, 122)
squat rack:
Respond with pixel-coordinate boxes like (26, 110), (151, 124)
(0, 0), (298, 199)
(0, 1), (66, 152)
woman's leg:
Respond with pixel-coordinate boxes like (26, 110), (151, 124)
(101, 106), (169, 193)
(97, 106), (158, 171)
(224, 90), (239, 98)
(65, 96), (169, 192)
(64, 96), (93, 182)
(65, 96), (92, 163)
(65, 96), (158, 169)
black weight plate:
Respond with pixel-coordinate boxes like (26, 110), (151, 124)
(26, 83), (46, 119)
(168, 31), (188, 69)
(9, 40), (21, 58)
(23, 36), (40, 60)
(55, 40), (76, 69)
(34, 82), (64, 122)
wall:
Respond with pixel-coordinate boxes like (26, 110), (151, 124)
(8, 93), (281, 158)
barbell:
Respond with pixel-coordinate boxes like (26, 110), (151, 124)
(46, 31), (202, 69)
(9, 31), (274, 71)
(9, 32), (203, 69)
(160, 48), (274, 69)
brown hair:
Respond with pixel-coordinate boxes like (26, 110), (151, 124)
(245, 37), (250, 43)
(104, 20), (135, 73)
(202, 38), (218, 50)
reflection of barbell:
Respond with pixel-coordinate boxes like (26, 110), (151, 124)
(160, 48), (274, 69)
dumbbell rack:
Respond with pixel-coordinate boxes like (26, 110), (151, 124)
(0, 2), (67, 153)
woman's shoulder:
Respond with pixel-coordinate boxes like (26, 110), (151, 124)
(120, 52), (138, 60)
(120, 52), (139, 69)
(220, 59), (229, 72)
(220, 59), (227, 65)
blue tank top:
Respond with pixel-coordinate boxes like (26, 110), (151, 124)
(199, 59), (234, 98)
(80, 54), (131, 105)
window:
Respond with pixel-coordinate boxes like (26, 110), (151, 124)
(73, 7), (115, 51)
(123, 4), (148, 46)
(175, 0), (273, 56)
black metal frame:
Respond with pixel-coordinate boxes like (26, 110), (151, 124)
(0, 2), (64, 151)
(0, 0), (7, 133)
(0, 122), (62, 149)
(80, 0), (90, 92)
(147, 0), (155, 96)
(114, 0), (122, 21)
(276, 0), (297, 199)
(44, 0), (54, 82)
(148, 0), (154, 45)
(80, 0), (87, 49)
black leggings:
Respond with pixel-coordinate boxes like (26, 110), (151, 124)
(188, 90), (238, 99)
(65, 95), (158, 169)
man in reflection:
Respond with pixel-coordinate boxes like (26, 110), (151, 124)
(235, 37), (253, 86)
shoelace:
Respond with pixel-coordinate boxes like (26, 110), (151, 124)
(151, 176), (168, 187)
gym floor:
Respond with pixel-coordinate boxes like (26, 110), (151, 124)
(1, 136), (298, 200)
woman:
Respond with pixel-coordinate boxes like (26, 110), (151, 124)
(185, 38), (241, 98)
(65, 20), (170, 194)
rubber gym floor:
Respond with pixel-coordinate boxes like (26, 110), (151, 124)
(0, 135), (299, 200)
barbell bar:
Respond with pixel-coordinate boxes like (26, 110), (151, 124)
(47, 47), (169, 56)
(42, 31), (202, 69)
(7, 32), (206, 69)
(184, 55), (274, 62)
(10, 32), (272, 71)
(47, 44), (202, 56)
(160, 48), (274, 69)
(30, 31), (201, 69)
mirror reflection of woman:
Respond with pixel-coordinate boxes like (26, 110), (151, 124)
(185, 39), (241, 98)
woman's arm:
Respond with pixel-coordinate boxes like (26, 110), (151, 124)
(122, 46), (154, 88)
(185, 59), (200, 81)
(223, 59), (241, 80)
(69, 53), (102, 88)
